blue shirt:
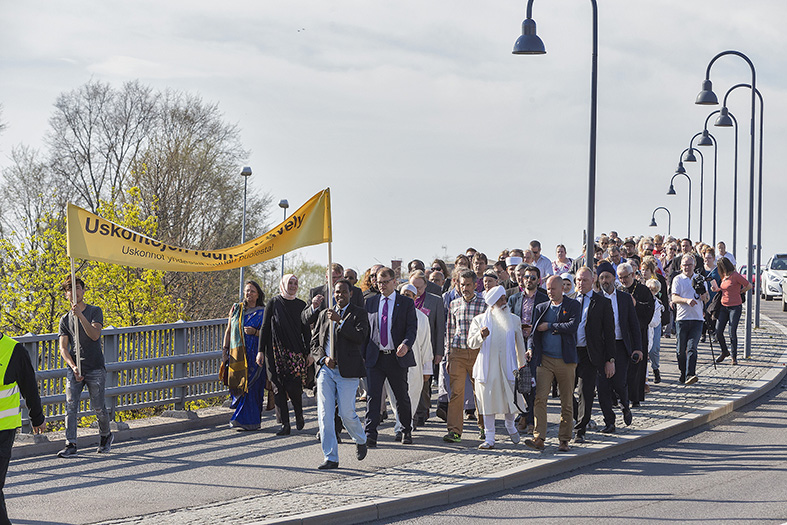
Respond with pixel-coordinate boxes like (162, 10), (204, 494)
(541, 303), (563, 359)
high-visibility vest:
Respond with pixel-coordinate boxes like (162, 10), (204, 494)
(0, 335), (22, 430)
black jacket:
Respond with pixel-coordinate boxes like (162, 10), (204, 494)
(579, 292), (616, 366)
(310, 303), (369, 378)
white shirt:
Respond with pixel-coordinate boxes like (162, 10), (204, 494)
(603, 289), (624, 340)
(717, 252), (737, 267)
(672, 273), (706, 321)
(378, 292), (396, 350)
(576, 290), (593, 347)
(533, 255), (554, 282)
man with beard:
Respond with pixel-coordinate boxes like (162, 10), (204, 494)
(508, 264), (548, 433)
(617, 262), (654, 406)
(595, 262), (641, 433)
(525, 276), (580, 452)
(467, 286), (527, 449)
(573, 267), (616, 443)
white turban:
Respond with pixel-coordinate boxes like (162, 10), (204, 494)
(505, 256), (522, 267)
(401, 283), (417, 295)
(484, 285), (506, 307)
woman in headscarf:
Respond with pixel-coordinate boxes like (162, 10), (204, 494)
(223, 280), (267, 430)
(258, 274), (312, 435)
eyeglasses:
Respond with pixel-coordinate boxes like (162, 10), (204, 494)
(618, 273), (632, 279)
(430, 267), (442, 272)
(377, 278), (393, 286)
(524, 275), (539, 281)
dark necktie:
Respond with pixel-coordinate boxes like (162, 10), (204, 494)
(381, 297), (389, 347)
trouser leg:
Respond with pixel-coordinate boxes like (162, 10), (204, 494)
(317, 367), (339, 462)
(365, 365), (386, 441)
(553, 359), (576, 443)
(447, 349), (468, 435)
(533, 359), (556, 441)
(574, 348), (596, 430)
(64, 369), (84, 445)
(86, 369), (110, 437)
(0, 430), (14, 525)
(728, 305), (742, 359)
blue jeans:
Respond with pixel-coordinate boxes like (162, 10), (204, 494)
(676, 320), (703, 379)
(716, 304), (742, 360)
(65, 368), (110, 444)
(316, 366), (366, 462)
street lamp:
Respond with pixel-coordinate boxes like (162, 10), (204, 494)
(667, 170), (691, 238)
(690, 130), (717, 243)
(712, 106), (740, 256)
(696, 50), (757, 358)
(650, 206), (671, 235)
(718, 83), (764, 328)
(678, 147), (704, 241)
(278, 199), (289, 279)
(513, 0), (599, 268)
(701, 112), (722, 246)
(239, 166), (253, 301)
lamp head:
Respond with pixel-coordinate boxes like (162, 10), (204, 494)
(241, 166), (252, 177)
(513, 19), (546, 55)
(649, 218), (658, 228)
(676, 162), (686, 174)
(683, 149), (697, 163)
(695, 79), (718, 105)
(667, 184), (676, 195)
(278, 199), (289, 209)
(697, 130), (713, 146)
(715, 106), (733, 127)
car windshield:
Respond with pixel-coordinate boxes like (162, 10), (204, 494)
(772, 257), (787, 271)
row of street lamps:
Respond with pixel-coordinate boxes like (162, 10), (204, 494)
(238, 166), (289, 301)
(510, 6), (764, 357)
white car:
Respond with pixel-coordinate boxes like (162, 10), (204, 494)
(782, 277), (787, 311)
(760, 254), (787, 301)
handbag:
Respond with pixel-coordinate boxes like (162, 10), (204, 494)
(515, 364), (532, 395)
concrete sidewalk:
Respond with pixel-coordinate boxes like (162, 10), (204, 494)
(73, 312), (787, 525)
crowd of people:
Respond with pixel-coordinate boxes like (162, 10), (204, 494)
(214, 232), (751, 468)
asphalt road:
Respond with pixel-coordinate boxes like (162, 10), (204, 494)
(380, 301), (787, 525)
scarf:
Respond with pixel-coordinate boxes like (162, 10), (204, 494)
(227, 302), (248, 393)
(280, 273), (297, 300)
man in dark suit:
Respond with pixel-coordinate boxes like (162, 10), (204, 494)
(572, 267), (616, 443)
(596, 261), (642, 433)
(302, 263), (364, 326)
(408, 259), (443, 296)
(617, 262), (654, 406)
(525, 275), (581, 452)
(364, 267), (418, 447)
(407, 270), (445, 427)
(508, 263), (548, 433)
(311, 279), (370, 469)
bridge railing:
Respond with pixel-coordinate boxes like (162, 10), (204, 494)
(16, 318), (229, 433)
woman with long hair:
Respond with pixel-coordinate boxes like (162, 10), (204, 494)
(259, 274), (312, 435)
(223, 281), (267, 430)
(711, 257), (752, 365)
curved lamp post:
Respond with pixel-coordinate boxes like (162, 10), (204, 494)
(717, 83), (764, 328)
(689, 130), (717, 243)
(650, 206), (671, 235)
(239, 166), (253, 301)
(667, 170), (692, 238)
(696, 50), (757, 358)
(513, 0), (598, 268)
(712, 106), (740, 256)
(700, 113), (721, 246)
(680, 146), (704, 240)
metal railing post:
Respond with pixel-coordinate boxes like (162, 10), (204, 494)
(173, 321), (187, 410)
(20, 336), (38, 434)
(103, 326), (119, 421)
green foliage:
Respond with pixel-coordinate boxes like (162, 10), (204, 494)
(0, 189), (184, 336)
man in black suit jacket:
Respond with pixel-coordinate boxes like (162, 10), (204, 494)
(364, 267), (418, 446)
(572, 267), (616, 443)
(525, 276), (581, 452)
(617, 262), (654, 406)
(310, 279), (370, 469)
(302, 263), (364, 326)
(595, 262), (643, 433)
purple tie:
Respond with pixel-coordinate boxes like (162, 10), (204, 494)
(381, 297), (389, 348)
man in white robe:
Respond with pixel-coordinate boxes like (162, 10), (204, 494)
(468, 285), (526, 449)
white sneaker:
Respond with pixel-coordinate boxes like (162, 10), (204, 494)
(509, 432), (521, 445)
(478, 441), (495, 449)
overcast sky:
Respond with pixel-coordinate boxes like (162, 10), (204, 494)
(1, 1), (784, 275)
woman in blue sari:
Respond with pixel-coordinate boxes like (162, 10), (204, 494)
(224, 280), (267, 430)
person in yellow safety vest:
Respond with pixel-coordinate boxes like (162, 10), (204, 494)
(0, 332), (45, 525)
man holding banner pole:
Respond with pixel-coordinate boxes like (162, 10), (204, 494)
(57, 276), (112, 458)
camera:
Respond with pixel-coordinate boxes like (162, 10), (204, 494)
(691, 273), (709, 296)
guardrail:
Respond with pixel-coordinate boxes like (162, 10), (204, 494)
(16, 318), (229, 433)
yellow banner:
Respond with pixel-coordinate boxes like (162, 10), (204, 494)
(67, 189), (332, 272)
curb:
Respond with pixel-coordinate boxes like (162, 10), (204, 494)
(255, 314), (787, 525)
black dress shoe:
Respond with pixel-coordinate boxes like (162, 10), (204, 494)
(394, 431), (403, 442)
(318, 460), (339, 470)
(366, 438), (377, 448)
(600, 424), (616, 434)
(402, 432), (413, 444)
(295, 414), (305, 431)
(622, 407), (633, 426)
(653, 368), (661, 383)
(276, 425), (291, 436)
(631, 401), (640, 408)
(356, 443), (368, 460)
